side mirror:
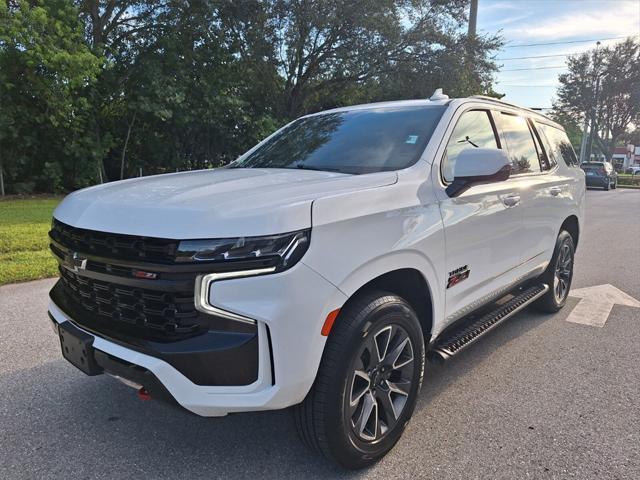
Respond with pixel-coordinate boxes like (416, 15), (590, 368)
(446, 148), (511, 197)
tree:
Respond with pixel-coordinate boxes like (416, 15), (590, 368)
(271, 0), (501, 117)
(622, 128), (640, 147)
(0, 0), (101, 193)
(2, 0), (503, 192)
(555, 38), (640, 161)
(549, 110), (582, 152)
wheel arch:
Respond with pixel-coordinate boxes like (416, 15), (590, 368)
(560, 215), (580, 250)
(336, 268), (435, 341)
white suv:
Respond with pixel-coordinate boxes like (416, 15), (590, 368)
(48, 91), (585, 468)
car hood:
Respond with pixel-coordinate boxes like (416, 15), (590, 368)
(54, 168), (397, 238)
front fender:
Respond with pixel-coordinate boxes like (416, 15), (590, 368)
(304, 178), (446, 336)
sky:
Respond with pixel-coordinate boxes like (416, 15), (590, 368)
(477, 0), (640, 109)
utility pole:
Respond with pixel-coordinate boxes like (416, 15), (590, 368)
(466, 0), (478, 89)
(468, 0), (478, 39)
(579, 41), (601, 163)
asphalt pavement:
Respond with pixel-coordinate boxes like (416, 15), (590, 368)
(1, 188), (639, 479)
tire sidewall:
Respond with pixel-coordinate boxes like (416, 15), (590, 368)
(549, 231), (575, 309)
(324, 297), (425, 468)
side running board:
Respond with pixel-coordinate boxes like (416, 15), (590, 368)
(429, 283), (549, 363)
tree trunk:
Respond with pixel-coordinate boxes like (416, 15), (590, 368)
(0, 154), (5, 196)
(120, 112), (137, 179)
(594, 132), (616, 162)
(605, 135), (618, 162)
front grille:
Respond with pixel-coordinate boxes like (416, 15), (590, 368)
(49, 221), (261, 385)
(50, 219), (178, 263)
(58, 266), (201, 338)
(49, 219), (257, 343)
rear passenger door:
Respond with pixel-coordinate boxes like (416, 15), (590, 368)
(533, 122), (583, 257)
(437, 109), (525, 325)
(497, 114), (573, 269)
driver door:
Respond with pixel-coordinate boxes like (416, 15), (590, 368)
(436, 109), (525, 326)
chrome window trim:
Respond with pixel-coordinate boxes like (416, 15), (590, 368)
(194, 267), (276, 325)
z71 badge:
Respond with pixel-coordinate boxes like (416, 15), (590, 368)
(447, 265), (470, 289)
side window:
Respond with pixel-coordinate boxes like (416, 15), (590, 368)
(442, 110), (499, 183)
(498, 113), (541, 174)
(538, 123), (579, 167)
(533, 122), (557, 170)
(529, 122), (552, 170)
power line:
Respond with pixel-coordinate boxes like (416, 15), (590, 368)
(497, 53), (571, 61)
(503, 36), (632, 48)
(501, 65), (566, 72)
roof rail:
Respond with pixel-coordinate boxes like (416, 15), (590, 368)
(469, 95), (546, 117)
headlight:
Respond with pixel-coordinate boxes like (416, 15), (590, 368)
(176, 229), (310, 271)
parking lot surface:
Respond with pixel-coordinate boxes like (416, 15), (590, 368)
(1, 188), (639, 479)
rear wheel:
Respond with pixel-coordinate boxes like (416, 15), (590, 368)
(534, 230), (575, 313)
(294, 291), (425, 469)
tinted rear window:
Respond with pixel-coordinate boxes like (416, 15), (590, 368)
(581, 163), (605, 171)
(230, 106), (446, 174)
(538, 124), (579, 167)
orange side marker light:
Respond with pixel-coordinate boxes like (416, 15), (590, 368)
(321, 309), (341, 336)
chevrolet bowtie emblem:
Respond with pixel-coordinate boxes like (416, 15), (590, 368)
(65, 251), (87, 272)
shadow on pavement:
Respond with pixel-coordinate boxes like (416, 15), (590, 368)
(416, 304), (556, 415)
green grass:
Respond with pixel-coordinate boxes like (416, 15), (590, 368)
(618, 174), (640, 187)
(0, 197), (62, 285)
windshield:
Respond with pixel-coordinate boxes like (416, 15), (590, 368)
(229, 105), (446, 174)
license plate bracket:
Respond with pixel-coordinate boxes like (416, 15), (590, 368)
(58, 321), (103, 376)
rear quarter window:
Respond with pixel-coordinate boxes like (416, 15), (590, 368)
(537, 123), (579, 167)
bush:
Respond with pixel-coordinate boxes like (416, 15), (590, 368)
(617, 174), (640, 187)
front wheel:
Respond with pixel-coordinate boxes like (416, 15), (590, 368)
(534, 230), (575, 313)
(294, 291), (425, 469)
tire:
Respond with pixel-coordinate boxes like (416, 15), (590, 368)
(534, 230), (575, 313)
(294, 291), (425, 469)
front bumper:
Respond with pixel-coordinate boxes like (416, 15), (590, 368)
(50, 279), (260, 386)
(49, 262), (346, 417)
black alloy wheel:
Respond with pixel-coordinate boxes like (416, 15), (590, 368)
(534, 230), (575, 313)
(294, 291), (425, 469)
(346, 323), (415, 443)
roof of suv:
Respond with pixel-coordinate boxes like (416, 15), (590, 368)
(310, 93), (563, 131)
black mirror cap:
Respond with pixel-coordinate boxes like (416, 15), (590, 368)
(446, 164), (511, 198)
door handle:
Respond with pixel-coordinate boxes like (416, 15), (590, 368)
(502, 194), (520, 207)
(549, 187), (562, 196)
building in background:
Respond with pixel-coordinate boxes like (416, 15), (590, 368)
(611, 145), (640, 172)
